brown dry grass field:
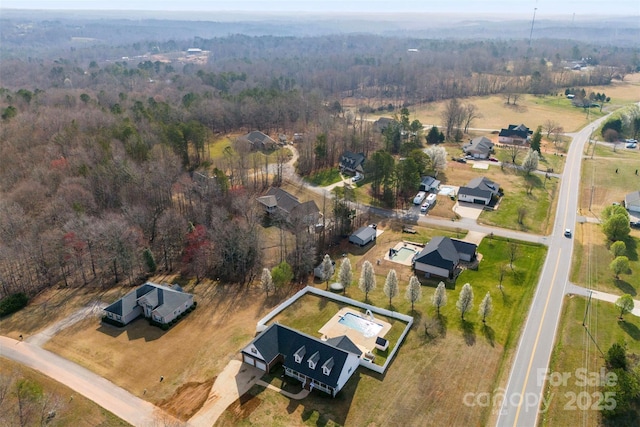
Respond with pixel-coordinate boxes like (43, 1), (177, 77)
(356, 75), (640, 134)
(0, 358), (130, 426)
(35, 280), (276, 421)
(579, 147), (640, 216)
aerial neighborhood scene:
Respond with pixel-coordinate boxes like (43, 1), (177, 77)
(2, 1), (640, 426)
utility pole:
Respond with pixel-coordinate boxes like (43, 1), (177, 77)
(529, 7), (538, 46)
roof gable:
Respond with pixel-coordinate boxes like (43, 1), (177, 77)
(247, 324), (360, 389)
(352, 226), (377, 241)
(414, 236), (459, 270)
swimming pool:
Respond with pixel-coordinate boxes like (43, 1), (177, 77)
(338, 312), (383, 338)
(392, 247), (417, 262)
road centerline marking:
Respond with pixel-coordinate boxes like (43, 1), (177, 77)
(513, 248), (562, 425)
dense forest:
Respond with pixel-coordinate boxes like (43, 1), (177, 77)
(0, 13), (638, 300)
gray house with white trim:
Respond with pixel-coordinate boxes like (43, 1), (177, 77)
(458, 177), (501, 206)
(463, 136), (494, 159)
(103, 282), (194, 326)
(241, 323), (361, 397)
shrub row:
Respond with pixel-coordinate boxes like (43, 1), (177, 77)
(101, 316), (125, 327)
(0, 293), (29, 317)
(148, 302), (197, 331)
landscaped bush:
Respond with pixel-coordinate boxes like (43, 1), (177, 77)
(0, 293), (29, 317)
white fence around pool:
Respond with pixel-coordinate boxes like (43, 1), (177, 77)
(256, 286), (413, 374)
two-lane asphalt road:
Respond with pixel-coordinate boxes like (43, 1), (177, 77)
(497, 115), (612, 426)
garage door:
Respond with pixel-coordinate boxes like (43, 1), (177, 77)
(243, 355), (255, 366)
(256, 361), (267, 371)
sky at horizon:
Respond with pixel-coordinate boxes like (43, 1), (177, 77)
(2, 0), (639, 17)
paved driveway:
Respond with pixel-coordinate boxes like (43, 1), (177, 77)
(453, 201), (484, 220)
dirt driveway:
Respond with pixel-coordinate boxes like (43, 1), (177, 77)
(188, 359), (263, 427)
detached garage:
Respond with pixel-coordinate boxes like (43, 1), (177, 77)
(349, 226), (377, 246)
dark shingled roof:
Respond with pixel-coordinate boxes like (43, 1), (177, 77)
(414, 236), (460, 271)
(458, 177), (500, 200)
(499, 124), (532, 140)
(249, 324), (361, 389)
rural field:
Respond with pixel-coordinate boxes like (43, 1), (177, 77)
(217, 236), (547, 426)
(1, 226), (545, 426)
(0, 358), (130, 427)
(542, 296), (640, 427)
(570, 223), (640, 296)
(359, 74), (640, 134)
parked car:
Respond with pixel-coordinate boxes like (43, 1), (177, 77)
(631, 222), (640, 229)
(420, 201), (429, 212)
(489, 157), (499, 162)
(352, 173), (364, 182)
(456, 158), (467, 164)
(625, 142), (637, 149)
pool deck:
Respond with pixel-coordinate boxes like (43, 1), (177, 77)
(318, 307), (392, 355)
(384, 241), (424, 266)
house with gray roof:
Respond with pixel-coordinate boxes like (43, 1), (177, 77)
(339, 151), (365, 175)
(241, 323), (361, 397)
(257, 187), (321, 225)
(103, 282), (194, 326)
(239, 131), (277, 150)
(349, 225), (377, 247)
(413, 236), (477, 279)
(458, 177), (501, 206)
(625, 191), (640, 214)
(463, 136), (494, 159)
(498, 124), (532, 146)
(419, 176), (441, 192)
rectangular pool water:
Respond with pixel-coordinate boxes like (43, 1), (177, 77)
(338, 312), (383, 338)
(393, 247), (416, 262)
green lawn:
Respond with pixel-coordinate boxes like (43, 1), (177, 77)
(479, 174), (558, 235)
(541, 296), (640, 427)
(304, 168), (343, 186)
(208, 136), (234, 159)
(268, 293), (407, 365)
(571, 226), (640, 296)
(455, 237), (548, 346)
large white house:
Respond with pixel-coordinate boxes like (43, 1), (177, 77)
(103, 282), (194, 326)
(241, 323), (361, 397)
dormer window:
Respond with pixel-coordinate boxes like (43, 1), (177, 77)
(322, 357), (334, 376)
(308, 351), (320, 369)
(294, 346), (306, 363)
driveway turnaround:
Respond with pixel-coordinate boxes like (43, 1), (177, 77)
(0, 336), (180, 427)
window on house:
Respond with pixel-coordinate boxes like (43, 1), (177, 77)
(322, 357), (334, 376)
(308, 351), (320, 369)
(294, 345), (306, 363)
